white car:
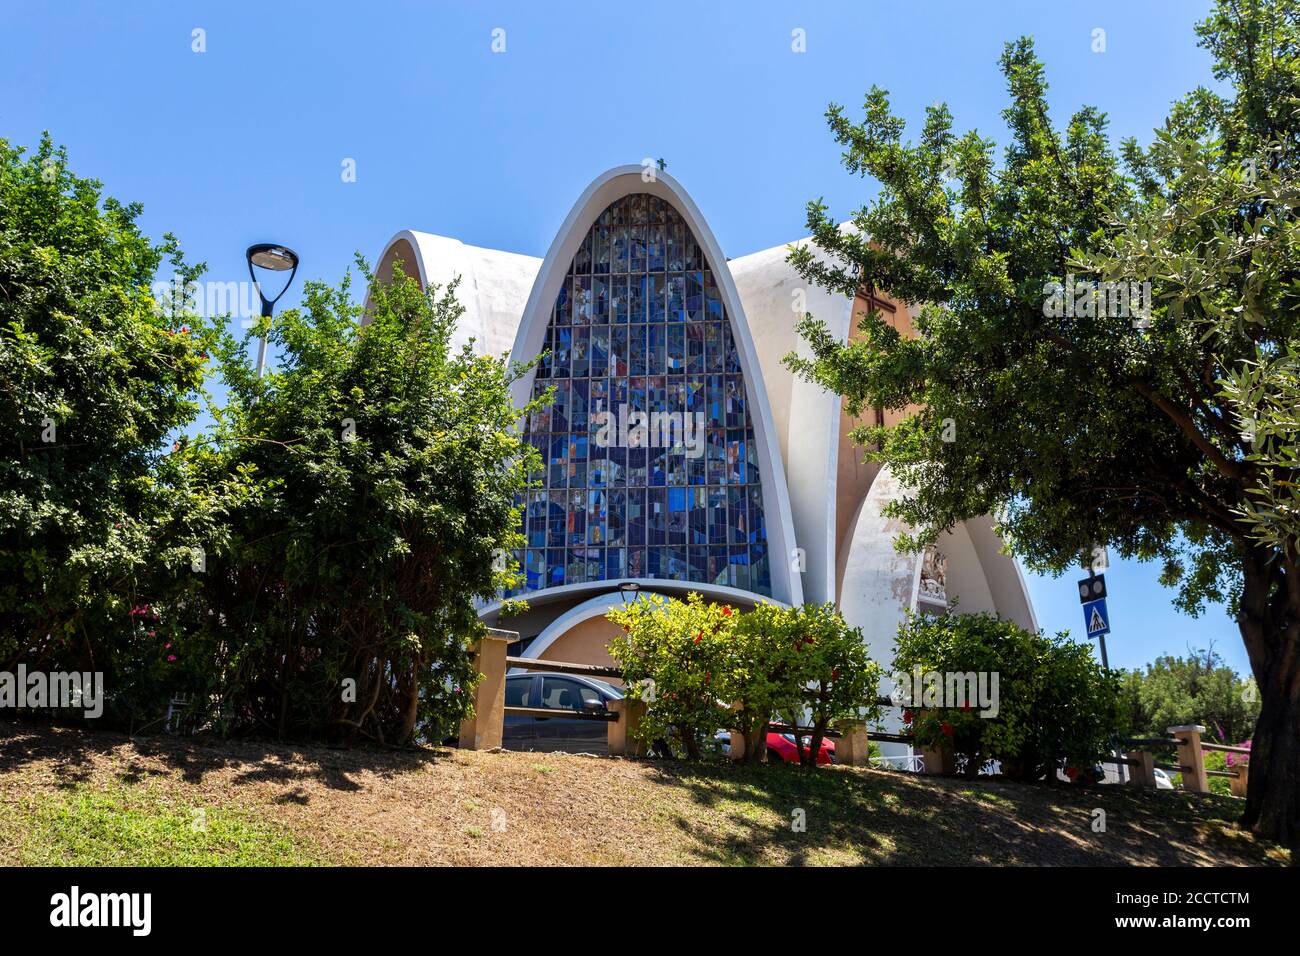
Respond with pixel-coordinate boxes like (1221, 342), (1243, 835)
(1153, 767), (1175, 790)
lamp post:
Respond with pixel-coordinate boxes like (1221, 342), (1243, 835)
(246, 243), (300, 377)
(617, 581), (641, 605)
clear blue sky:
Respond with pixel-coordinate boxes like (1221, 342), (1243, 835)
(0, 0), (1249, 674)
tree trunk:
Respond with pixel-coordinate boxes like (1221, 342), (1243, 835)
(395, 661), (421, 745)
(807, 721), (826, 769)
(682, 725), (701, 760)
(744, 719), (769, 764)
(1237, 551), (1300, 855)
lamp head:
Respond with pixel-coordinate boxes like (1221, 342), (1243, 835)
(245, 243), (300, 317)
(247, 244), (298, 272)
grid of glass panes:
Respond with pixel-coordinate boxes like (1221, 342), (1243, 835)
(506, 193), (771, 598)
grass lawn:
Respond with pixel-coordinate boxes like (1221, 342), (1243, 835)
(0, 722), (1287, 866)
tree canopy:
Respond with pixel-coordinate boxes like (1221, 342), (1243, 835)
(787, 0), (1300, 846)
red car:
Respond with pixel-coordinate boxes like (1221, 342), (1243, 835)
(767, 732), (836, 765)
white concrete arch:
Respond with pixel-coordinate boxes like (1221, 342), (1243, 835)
(511, 590), (662, 667)
(507, 165), (804, 606)
(365, 229), (540, 357)
(838, 465), (1039, 675)
(479, 576), (789, 619)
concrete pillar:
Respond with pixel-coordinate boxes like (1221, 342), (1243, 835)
(457, 630), (515, 751)
(835, 719), (872, 767)
(728, 730), (748, 762)
(920, 743), (955, 775)
(608, 698), (647, 757)
(1169, 725), (1209, 794)
(1229, 760), (1249, 798)
(1127, 749), (1156, 788)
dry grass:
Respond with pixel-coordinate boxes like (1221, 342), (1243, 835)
(0, 722), (1287, 866)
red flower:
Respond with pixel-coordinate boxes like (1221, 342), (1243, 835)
(941, 722), (954, 738)
(902, 710), (914, 724)
(693, 632), (703, 644)
(720, 606), (732, 617)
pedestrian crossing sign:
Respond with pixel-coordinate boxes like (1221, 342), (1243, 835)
(1082, 597), (1111, 637)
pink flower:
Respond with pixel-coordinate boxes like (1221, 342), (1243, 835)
(167, 655), (177, 662)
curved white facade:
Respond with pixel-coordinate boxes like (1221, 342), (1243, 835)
(371, 167), (1037, 677)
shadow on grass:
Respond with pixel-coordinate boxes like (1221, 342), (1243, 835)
(0, 718), (454, 797)
(636, 760), (1285, 866)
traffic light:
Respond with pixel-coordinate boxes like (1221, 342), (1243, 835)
(1077, 574), (1107, 603)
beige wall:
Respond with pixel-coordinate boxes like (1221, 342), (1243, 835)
(376, 237), (421, 288)
(834, 288), (916, 599)
(535, 616), (625, 686)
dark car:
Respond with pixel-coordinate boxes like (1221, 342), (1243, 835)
(503, 671), (622, 754)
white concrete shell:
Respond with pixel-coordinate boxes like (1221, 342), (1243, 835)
(367, 230), (540, 356)
(368, 168), (1038, 678)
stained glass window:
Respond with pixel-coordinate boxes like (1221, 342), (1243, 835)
(506, 194), (770, 598)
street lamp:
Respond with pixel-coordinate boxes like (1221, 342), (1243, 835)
(617, 581), (641, 605)
(246, 243), (300, 376)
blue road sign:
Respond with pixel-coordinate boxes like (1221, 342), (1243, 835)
(1082, 597), (1111, 638)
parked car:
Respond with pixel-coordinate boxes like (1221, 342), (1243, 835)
(502, 671), (621, 755)
(1153, 767), (1175, 790)
(717, 730), (837, 764)
(768, 732), (836, 765)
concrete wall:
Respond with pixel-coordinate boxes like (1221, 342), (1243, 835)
(534, 615), (624, 685)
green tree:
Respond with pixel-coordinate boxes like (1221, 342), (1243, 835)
(192, 260), (539, 744)
(895, 612), (1125, 781)
(606, 592), (734, 759)
(741, 602), (883, 767)
(1117, 647), (1260, 745)
(608, 596), (882, 766)
(718, 601), (801, 764)
(786, 0), (1300, 846)
(0, 134), (222, 722)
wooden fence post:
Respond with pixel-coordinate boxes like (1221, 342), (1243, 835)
(1169, 725), (1209, 793)
(1127, 749), (1156, 788)
(457, 629), (515, 751)
(1229, 760), (1250, 798)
